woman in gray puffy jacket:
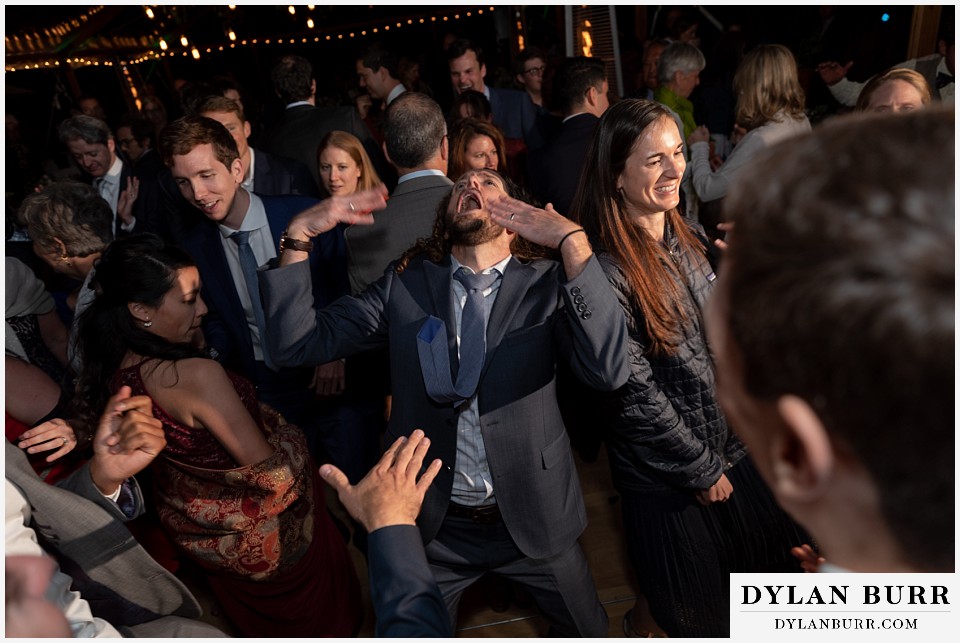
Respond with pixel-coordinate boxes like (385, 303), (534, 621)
(569, 99), (806, 638)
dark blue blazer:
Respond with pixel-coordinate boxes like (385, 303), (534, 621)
(527, 113), (599, 217)
(368, 525), (452, 637)
(489, 86), (544, 151)
(252, 148), (321, 199)
(179, 194), (349, 381)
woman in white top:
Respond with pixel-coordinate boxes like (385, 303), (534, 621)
(687, 44), (810, 205)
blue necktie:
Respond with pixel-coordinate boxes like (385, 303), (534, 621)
(230, 230), (276, 370)
(453, 268), (498, 401)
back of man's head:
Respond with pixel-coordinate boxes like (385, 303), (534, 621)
(384, 92), (446, 171)
(552, 56), (606, 116)
(271, 55), (313, 104)
(721, 108), (955, 571)
(359, 43), (399, 79)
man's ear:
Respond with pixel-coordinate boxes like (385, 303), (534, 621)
(230, 157), (244, 183)
(310, 79), (317, 98)
(243, 120), (252, 141)
(585, 85), (599, 110)
(480, 63), (487, 80)
(382, 141), (393, 167)
(440, 133), (449, 161)
(769, 395), (836, 504)
(52, 237), (69, 259)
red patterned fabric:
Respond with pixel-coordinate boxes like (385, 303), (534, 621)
(113, 360), (362, 636)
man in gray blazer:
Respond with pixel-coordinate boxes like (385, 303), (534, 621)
(344, 92), (452, 295)
(5, 387), (225, 637)
(260, 169), (629, 636)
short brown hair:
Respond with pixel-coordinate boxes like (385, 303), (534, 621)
(196, 94), (246, 122)
(159, 115), (239, 169)
(722, 109), (954, 570)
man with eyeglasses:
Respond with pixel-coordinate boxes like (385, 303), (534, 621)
(515, 47), (548, 110)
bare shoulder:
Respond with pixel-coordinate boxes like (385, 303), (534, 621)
(141, 357), (227, 392)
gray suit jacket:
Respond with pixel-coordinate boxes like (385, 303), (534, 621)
(343, 173), (453, 294)
(4, 441), (202, 627)
(260, 253), (629, 559)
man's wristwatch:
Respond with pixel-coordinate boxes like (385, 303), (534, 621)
(279, 231), (314, 253)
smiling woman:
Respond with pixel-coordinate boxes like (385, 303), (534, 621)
(569, 98), (808, 638)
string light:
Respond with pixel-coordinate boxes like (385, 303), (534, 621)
(5, 7), (492, 71)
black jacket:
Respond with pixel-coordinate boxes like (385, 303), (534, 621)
(596, 221), (745, 494)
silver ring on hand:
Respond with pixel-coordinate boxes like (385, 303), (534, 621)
(509, 213), (516, 221)
(61, 437), (67, 447)
(348, 202), (356, 212)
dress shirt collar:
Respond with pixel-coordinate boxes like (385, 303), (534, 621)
(241, 148), (256, 192)
(450, 254), (512, 279)
(386, 84), (407, 105)
(218, 190), (268, 238)
(285, 100), (313, 109)
(397, 168), (446, 185)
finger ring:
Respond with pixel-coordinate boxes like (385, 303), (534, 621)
(509, 213), (516, 221)
(349, 202), (356, 212)
(61, 437), (67, 447)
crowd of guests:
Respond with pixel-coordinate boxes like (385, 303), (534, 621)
(5, 16), (955, 639)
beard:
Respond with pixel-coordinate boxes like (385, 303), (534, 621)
(446, 210), (504, 247)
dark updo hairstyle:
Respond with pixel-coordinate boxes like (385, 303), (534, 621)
(74, 233), (205, 427)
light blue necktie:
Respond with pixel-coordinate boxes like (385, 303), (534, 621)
(230, 230), (276, 370)
(452, 268), (498, 400)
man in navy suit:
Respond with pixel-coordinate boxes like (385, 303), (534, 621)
(159, 115), (348, 428)
(259, 169), (629, 636)
(527, 57), (610, 217)
(260, 54), (393, 193)
(447, 39), (544, 152)
(197, 95), (320, 199)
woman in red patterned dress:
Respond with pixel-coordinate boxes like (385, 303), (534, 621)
(73, 234), (361, 637)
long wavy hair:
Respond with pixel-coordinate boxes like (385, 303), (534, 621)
(74, 234), (206, 428)
(570, 99), (706, 356)
(395, 171), (549, 272)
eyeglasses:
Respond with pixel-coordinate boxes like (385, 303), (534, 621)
(523, 65), (546, 76)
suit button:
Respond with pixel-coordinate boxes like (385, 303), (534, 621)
(571, 286), (581, 296)
(582, 310), (592, 319)
(577, 303), (587, 312)
(574, 294), (584, 304)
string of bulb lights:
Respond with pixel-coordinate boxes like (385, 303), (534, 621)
(5, 5), (497, 73)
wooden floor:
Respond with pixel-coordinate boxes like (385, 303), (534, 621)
(183, 448), (642, 637)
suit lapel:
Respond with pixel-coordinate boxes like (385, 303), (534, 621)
(481, 257), (535, 379)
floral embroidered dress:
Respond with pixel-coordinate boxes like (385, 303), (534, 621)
(113, 359), (361, 637)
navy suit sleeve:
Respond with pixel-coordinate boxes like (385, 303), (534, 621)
(368, 525), (453, 638)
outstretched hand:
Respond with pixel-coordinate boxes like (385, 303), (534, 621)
(487, 194), (581, 249)
(319, 429), (442, 532)
(816, 61), (853, 86)
(286, 184), (388, 241)
(88, 386), (166, 495)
